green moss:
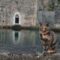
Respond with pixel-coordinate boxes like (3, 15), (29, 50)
(48, 2), (55, 11)
(58, 0), (60, 4)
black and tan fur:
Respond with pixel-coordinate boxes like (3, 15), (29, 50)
(39, 23), (56, 55)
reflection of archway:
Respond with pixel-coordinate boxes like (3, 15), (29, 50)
(12, 31), (21, 44)
(15, 32), (19, 41)
(15, 14), (19, 24)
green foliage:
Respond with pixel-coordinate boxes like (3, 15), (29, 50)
(58, 0), (60, 4)
(48, 2), (55, 11)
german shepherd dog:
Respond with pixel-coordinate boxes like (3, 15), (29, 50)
(39, 23), (56, 55)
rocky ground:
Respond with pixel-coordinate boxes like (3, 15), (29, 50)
(0, 52), (60, 60)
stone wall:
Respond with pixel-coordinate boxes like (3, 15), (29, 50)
(0, 0), (37, 26)
(38, 11), (55, 22)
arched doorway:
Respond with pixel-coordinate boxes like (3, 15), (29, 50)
(15, 14), (19, 24)
(13, 12), (22, 25)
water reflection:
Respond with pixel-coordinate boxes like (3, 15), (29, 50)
(15, 32), (19, 40)
(0, 30), (42, 54)
(13, 31), (21, 44)
(0, 30), (59, 54)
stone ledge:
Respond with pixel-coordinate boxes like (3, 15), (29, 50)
(0, 53), (59, 60)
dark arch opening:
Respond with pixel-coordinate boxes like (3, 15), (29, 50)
(15, 14), (19, 23)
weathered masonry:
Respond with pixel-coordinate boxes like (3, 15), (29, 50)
(0, 0), (37, 27)
(0, 0), (59, 27)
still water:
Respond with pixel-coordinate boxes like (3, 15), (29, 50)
(0, 29), (59, 54)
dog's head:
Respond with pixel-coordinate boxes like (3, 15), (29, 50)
(39, 23), (49, 32)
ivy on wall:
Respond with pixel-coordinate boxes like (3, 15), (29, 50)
(58, 0), (60, 4)
(48, 1), (55, 11)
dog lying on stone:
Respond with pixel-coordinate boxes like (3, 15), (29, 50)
(39, 23), (56, 55)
